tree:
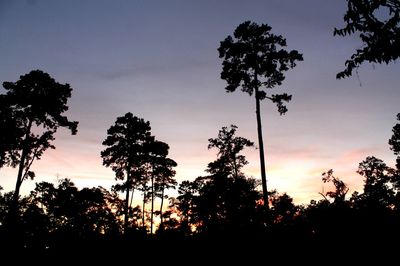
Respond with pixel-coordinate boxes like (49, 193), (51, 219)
(145, 140), (177, 234)
(218, 21), (303, 211)
(334, 0), (400, 79)
(0, 95), (23, 168)
(356, 156), (395, 209)
(176, 180), (200, 234)
(154, 156), (177, 231)
(27, 179), (123, 250)
(389, 113), (400, 170)
(207, 125), (254, 179)
(320, 169), (349, 203)
(270, 192), (298, 226)
(388, 114), (400, 206)
(101, 113), (152, 233)
(182, 126), (261, 235)
(1, 70), (78, 221)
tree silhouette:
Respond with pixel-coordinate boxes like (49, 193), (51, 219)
(0, 70), (78, 225)
(138, 180), (150, 230)
(178, 125), (262, 236)
(270, 191), (298, 227)
(207, 125), (254, 180)
(334, 0), (400, 79)
(146, 140), (176, 234)
(320, 169), (349, 203)
(176, 180), (200, 234)
(355, 156), (395, 209)
(0, 95), (23, 168)
(218, 21), (303, 211)
(389, 113), (400, 170)
(154, 156), (177, 231)
(101, 113), (152, 234)
(22, 179), (124, 252)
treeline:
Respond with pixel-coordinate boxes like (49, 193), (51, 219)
(1, 117), (400, 255)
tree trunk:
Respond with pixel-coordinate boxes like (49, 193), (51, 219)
(10, 119), (33, 227)
(159, 186), (165, 230)
(255, 87), (270, 214)
(232, 160), (239, 179)
(129, 188), (135, 208)
(150, 173), (154, 234)
(124, 181), (130, 235)
(14, 152), (25, 204)
(142, 190), (146, 230)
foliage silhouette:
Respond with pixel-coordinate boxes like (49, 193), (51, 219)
(176, 125), (262, 237)
(101, 113), (177, 234)
(218, 21), (303, 212)
(1, 114), (400, 256)
(389, 113), (400, 169)
(353, 156), (396, 209)
(0, 95), (23, 168)
(145, 140), (177, 234)
(320, 169), (349, 203)
(153, 154), (177, 232)
(101, 113), (152, 234)
(0, 70), (78, 229)
(335, 0), (400, 79)
(207, 125), (254, 180)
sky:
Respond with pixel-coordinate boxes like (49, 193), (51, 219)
(1, 0), (399, 204)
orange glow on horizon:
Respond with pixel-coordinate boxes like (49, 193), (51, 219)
(1, 141), (369, 206)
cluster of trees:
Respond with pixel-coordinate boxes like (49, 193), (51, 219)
(1, 0), (399, 255)
(0, 118), (400, 253)
(101, 113), (177, 234)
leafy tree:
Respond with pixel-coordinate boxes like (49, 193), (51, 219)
(270, 191), (298, 226)
(207, 125), (254, 179)
(101, 113), (152, 233)
(0, 95), (23, 167)
(27, 179), (123, 249)
(0, 70), (78, 221)
(184, 126), (262, 235)
(218, 21), (303, 210)
(156, 209), (180, 234)
(146, 140), (176, 234)
(194, 174), (261, 236)
(334, 0), (400, 79)
(0, 186), (10, 227)
(355, 156), (395, 209)
(176, 180), (200, 234)
(154, 156), (177, 231)
(389, 113), (400, 170)
(320, 169), (349, 203)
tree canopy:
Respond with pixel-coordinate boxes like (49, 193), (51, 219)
(218, 20), (303, 114)
(334, 0), (400, 79)
(0, 70), (78, 223)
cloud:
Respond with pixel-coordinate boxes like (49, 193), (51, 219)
(334, 148), (376, 167)
(80, 58), (215, 81)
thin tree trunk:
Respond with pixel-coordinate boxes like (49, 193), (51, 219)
(142, 189), (146, 229)
(10, 120), (33, 225)
(232, 160), (239, 179)
(255, 86), (270, 214)
(124, 179), (130, 235)
(129, 188), (134, 208)
(150, 172), (154, 234)
(159, 186), (165, 230)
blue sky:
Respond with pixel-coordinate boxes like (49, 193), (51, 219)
(1, 0), (399, 203)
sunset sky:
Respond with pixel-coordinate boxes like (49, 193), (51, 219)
(1, 0), (399, 204)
